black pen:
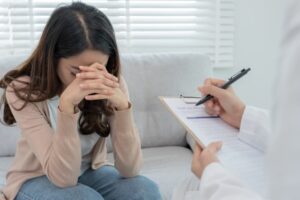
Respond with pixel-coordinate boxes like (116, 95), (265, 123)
(195, 68), (251, 106)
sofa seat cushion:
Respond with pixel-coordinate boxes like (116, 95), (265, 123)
(141, 147), (194, 200)
(108, 146), (194, 200)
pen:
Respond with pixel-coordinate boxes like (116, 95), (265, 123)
(195, 68), (251, 106)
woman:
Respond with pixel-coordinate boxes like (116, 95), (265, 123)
(0, 2), (161, 200)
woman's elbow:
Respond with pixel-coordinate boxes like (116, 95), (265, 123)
(116, 157), (143, 178)
(43, 157), (81, 188)
(47, 174), (78, 188)
(45, 166), (79, 188)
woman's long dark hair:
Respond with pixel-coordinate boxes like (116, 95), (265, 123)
(0, 2), (121, 137)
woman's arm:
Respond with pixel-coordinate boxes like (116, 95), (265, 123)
(6, 76), (81, 188)
(109, 76), (143, 177)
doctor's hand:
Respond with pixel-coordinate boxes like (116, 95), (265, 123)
(198, 78), (245, 129)
(192, 142), (222, 179)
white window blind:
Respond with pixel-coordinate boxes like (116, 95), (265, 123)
(0, 0), (235, 68)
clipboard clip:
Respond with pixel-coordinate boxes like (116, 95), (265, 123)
(180, 94), (201, 104)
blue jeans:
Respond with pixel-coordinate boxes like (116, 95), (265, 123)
(15, 166), (162, 200)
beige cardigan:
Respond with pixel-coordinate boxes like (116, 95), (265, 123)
(0, 76), (142, 200)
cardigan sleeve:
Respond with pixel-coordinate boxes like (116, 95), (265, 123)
(109, 76), (143, 177)
(238, 106), (270, 152)
(6, 76), (81, 188)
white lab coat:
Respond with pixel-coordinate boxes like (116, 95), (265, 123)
(267, 0), (300, 199)
(172, 0), (300, 199)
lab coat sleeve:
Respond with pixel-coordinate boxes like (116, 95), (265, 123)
(172, 163), (263, 200)
(238, 106), (270, 152)
(197, 162), (264, 200)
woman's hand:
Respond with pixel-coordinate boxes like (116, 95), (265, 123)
(76, 63), (129, 110)
(107, 87), (130, 110)
(198, 78), (246, 129)
(191, 142), (222, 179)
(59, 63), (119, 114)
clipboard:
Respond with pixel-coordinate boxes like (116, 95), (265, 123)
(159, 96), (267, 197)
(159, 96), (206, 148)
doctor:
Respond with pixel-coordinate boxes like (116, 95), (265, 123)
(173, 0), (300, 199)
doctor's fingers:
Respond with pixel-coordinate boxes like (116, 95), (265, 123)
(204, 100), (221, 116)
(204, 78), (225, 87)
(200, 85), (230, 102)
(203, 78), (235, 94)
(206, 141), (223, 154)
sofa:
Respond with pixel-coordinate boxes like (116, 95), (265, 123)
(0, 53), (212, 199)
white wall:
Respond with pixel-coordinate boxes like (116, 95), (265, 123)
(214, 0), (288, 109)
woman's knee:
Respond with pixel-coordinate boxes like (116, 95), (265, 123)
(16, 176), (104, 200)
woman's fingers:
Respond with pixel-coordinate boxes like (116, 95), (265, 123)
(104, 73), (118, 82)
(79, 63), (106, 72)
(77, 71), (104, 79)
(80, 79), (119, 90)
(82, 88), (115, 100)
(79, 65), (97, 72)
(78, 65), (118, 82)
(89, 62), (107, 72)
(77, 71), (118, 82)
(85, 93), (112, 100)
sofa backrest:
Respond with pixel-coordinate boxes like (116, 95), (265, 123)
(120, 53), (211, 149)
(0, 53), (211, 156)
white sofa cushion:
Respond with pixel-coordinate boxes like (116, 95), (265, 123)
(108, 146), (194, 200)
